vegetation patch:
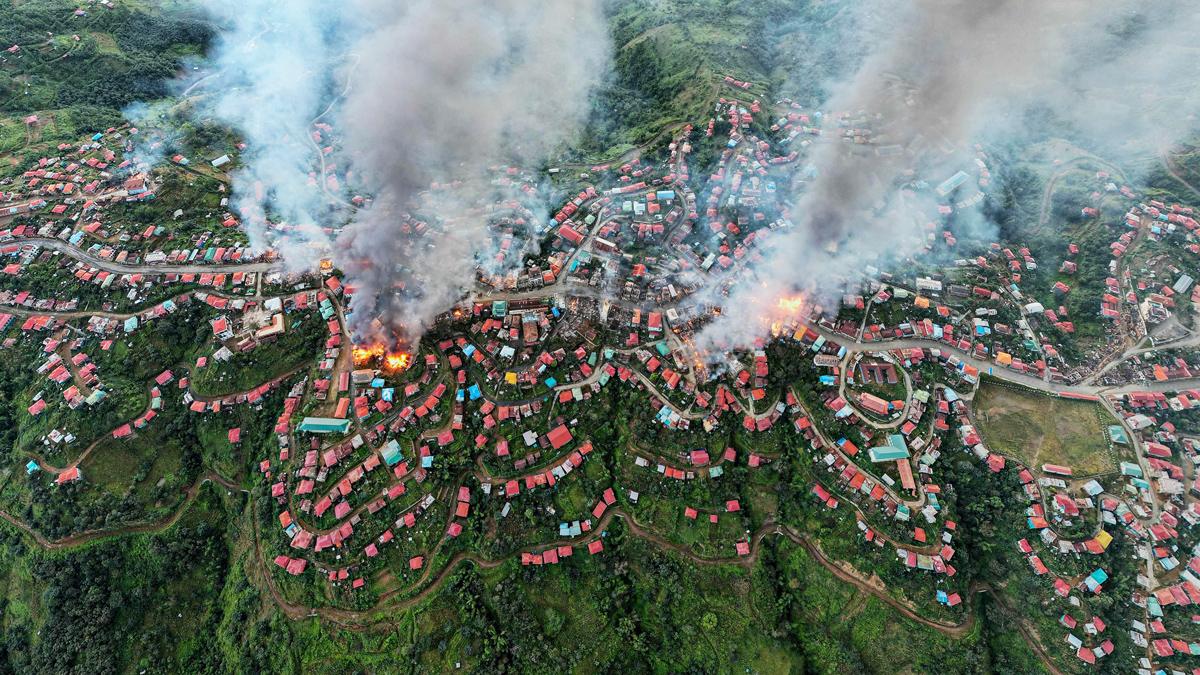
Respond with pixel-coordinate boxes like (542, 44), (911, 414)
(973, 379), (1118, 475)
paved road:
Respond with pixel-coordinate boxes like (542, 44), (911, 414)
(800, 325), (1200, 397)
(472, 279), (1200, 399)
(11, 237), (278, 275)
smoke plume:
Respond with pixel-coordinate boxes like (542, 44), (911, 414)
(337, 1), (609, 345)
(193, 0), (353, 268)
(697, 0), (1200, 350)
(181, 0), (608, 345)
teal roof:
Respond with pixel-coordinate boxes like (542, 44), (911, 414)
(297, 417), (350, 434)
(380, 439), (403, 466)
(1120, 461), (1142, 478)
(869, 445), (911, 462)
(1108, 425), (1129, 444)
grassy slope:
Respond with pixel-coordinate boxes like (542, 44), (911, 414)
(0, 494), (1025, 674)
(972, 378), (1119, 475)
(572, 0), (862, 159)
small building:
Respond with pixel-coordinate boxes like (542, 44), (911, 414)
(297, 417), (351, 434)
(868, 434), (910, 463)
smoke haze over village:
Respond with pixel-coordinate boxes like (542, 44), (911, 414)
(10, 1), (1200, 667)
(184, 0), (1200, 353)
(336, 0), (610, 345)
(695, 0), (1200, 351)
(184, 0), (609, 346)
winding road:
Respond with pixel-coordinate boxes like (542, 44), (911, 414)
(10, 236), (277, 275)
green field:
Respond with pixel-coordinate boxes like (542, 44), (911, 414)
(972, 379), (1118, 475)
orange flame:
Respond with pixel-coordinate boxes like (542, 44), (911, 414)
(777, 295), (805, 314)
(352, 343), (385, 366)
(384, 352), (411, 372)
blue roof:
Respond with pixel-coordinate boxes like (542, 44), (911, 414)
(468, 384), (482, 400)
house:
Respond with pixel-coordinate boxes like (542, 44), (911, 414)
(1083, 568), (1108, 593)
(1041, 464), (1073, 477)
(546, 424), (573, 450)
(858, 392), (890, 416)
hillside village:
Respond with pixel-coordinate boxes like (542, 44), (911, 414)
(3, 1), (1200, 672)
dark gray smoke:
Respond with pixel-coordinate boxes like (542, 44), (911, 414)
(698, 0), (1200, 349)
(335, 0), (610, 345)
(181, 0), (608, 345)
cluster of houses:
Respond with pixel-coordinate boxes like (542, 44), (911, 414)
(14, 69), (1185, 672)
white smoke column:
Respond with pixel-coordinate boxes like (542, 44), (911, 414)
(120, 100), (176, 171)
(198, 0), (354, 268)
(697, 0), (1200, 351)
(335, 0), (610, 345)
